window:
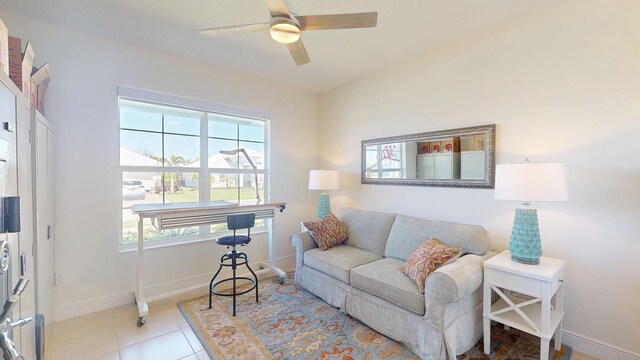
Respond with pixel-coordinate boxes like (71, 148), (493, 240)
(119, 94), (267, 248)
(364, 142), (406, 178)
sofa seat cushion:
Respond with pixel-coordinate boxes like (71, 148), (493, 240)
(351, 258), (425, 315)
(304, 245), (382, 284)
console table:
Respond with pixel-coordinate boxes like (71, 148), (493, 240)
(130, 200), (286, 326)
(483, 251), (565, 360)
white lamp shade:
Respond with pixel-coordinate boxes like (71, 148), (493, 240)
(308, 170), (339, 190)
(495, 163), (568, 202)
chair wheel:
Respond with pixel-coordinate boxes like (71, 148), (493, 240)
(279, 277), (285, 285)
(137, 316), (146, 327)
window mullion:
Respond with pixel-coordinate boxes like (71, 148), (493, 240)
(264, 119), (270, 203)
(161, 112), (166, 203)
(199, 111), (209, 236)
(201, 111), (209, 203)
(208, 168), (265, 174)
(121, 165), (166, 173)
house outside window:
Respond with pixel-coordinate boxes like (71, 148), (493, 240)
(119, 92), (268, 249)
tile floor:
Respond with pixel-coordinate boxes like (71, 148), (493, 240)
(48, 288), (210, 360)
(47, 288), (599, 360)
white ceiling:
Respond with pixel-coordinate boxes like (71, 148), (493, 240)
(0, 0), (556, 93)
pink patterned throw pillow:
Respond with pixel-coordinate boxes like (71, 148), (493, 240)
(402, 238), (463, 293)
(303, 213), (348, 251)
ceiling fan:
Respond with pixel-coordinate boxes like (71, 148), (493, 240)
(198, 0), (378, 66)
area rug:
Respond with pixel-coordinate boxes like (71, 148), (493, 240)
(459, 324), (570, 360)
(178, 276), (571, 360)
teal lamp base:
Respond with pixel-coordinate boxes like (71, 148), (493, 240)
(509, 207), (542, 265)
(317, 192), (332, 219)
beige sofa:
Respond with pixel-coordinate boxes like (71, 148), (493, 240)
(292, 208), (495, 360)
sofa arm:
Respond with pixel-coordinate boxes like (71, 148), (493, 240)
(291, 231), (318, 269)
(423, 251), (496, 329)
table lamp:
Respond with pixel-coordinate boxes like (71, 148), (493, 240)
(308, 170), (339, 219)
(220, 148), (260, 203)
(494, 161), (568, 264)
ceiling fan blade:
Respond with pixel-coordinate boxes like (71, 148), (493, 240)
(198, 23), (270, 37)
(287, 39), (310, 66)
(265, 0), (289, 17)
(298, 12), (378, 31)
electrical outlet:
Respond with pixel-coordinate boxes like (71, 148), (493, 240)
(55, 273), (64, 285)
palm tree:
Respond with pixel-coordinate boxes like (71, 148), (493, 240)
(163, 155), (186, 193)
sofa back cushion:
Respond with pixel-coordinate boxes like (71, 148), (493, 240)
(384, 215), (489, 260)
(336, 208), (397, 256)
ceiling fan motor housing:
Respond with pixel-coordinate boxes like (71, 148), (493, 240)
(270, 15), (301, 44)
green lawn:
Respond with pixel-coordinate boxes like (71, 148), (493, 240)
(121, 187), (264, 244)
(164, 188), (200, 203)
(164, 187), (263, 203)
(122, 187), (260, 229)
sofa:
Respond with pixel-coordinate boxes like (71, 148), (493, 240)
(292, 208), (496, 360)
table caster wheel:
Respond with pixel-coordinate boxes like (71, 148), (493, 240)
(137, 316), (146, 327)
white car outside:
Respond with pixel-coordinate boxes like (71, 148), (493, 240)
(122, 179), (146, 200)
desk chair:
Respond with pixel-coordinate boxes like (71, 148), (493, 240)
(208, 213), (259, 316)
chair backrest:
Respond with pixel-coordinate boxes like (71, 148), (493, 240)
(227, 213), (256, 231)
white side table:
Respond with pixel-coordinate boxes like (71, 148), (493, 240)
(483, 251), (565, 360)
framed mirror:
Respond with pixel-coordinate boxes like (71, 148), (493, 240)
(361, 124), (495, 188)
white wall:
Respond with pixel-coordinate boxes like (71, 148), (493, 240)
(0, 11), (319, 318)
(319, 0), (639, 356)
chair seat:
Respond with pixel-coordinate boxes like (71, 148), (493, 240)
(217, 234), (251, 246)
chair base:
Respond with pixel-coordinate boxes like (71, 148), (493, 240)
(208, 248), (259, 316)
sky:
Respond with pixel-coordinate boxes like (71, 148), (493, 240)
(119, 100), (264, 166)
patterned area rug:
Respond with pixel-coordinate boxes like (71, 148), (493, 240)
(178, 276), (571, 360)
(460, 325), (570, 360)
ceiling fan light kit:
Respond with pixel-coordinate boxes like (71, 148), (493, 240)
(269, 16), (301, 44)
(198, 0), (378, 65)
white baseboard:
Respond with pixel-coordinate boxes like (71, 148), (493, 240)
(54, 291), (134, 322)
(53, 254), (296, 322)
(563, 330), (639, 360)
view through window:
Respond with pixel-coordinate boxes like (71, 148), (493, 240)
(119, 98), (267, 247)
(364, 143), (406, 178)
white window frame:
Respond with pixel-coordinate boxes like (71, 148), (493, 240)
(118, 87), (270, 251)
(365, 142), (406, 178)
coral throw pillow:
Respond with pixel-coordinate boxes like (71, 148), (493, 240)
(402, 238), (463, 293)
(303, 213), (348, 251)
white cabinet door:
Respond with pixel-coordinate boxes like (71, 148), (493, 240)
(434, 153), (453, 179)
(417, 155), (435, 179)
(418, 153), (461, 179)
(34, 113), (55, 327)
(17, 101), (36, 360)
(433, 153), (461, 179)
(461, 151), (485, 180)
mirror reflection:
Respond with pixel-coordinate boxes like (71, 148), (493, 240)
(361, 124), (495, 188)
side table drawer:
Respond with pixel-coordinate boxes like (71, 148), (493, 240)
(486, 268), (545, 296)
